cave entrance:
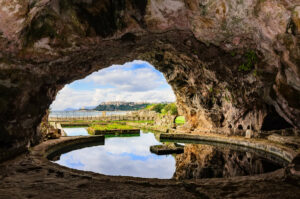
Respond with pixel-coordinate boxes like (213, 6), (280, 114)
(45, 60), (181, 137)
(261, 107), (293, 131)
(50, 60), (176, 112)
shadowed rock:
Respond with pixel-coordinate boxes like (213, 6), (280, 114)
(0, 0), (299, 161)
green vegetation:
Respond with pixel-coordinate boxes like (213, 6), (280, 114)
(119, 120), (154, 124)
(238, 50), (258, 72)
(146, 103), (166, 113)
(253, 69), (258, 77)
(146, 103), (178, 115)
(89, 123), (135, 131)
(161, 103), (178, 115)
(95, 103), (150, 111)
(24, 11), (58, 46)
(175, 116), (185, 124)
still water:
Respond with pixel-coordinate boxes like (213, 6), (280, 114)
(55, 129), (176, 178)
(52, 128), (287, 179)
(63, 128), (90, 136)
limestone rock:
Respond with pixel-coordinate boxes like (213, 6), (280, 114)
(245, 129), (253, 139)
(267, 134), (300, 148)
(0, 0), (299, 160)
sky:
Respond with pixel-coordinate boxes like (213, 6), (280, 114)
(50, 60), (176, 111)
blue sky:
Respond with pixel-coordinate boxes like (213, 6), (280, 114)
(56, 130), (176, 178)
(50, 60), (175, 110)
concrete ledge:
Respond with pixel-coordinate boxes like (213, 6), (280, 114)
(93, 129), (140, 135)
(31, 136), (105, 159)
(150, 144), (184, 155)
(127, 122), (169, 133)
(160, 133), (298, 163)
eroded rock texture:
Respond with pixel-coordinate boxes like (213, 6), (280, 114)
(0, 0), (299, 160)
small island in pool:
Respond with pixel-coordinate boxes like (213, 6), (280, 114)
(87, 123), (140, 135)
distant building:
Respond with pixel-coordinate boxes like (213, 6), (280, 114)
(79, 106), (87, 111)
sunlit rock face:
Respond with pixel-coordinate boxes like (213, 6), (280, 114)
(173, 144), (282, 180)
(0, 0), (299, 160)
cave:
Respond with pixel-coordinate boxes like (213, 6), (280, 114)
(261, 107), (293, 131)
(0, 0), (299, 198)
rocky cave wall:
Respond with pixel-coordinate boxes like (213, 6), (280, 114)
(0, 0), (299, 161)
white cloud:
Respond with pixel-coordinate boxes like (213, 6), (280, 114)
(85, 61), (164, 92)
(55, 131), (176, 179)
(50, 61), (176, 110)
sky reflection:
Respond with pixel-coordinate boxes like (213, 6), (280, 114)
(55, 130), (176, 179)
(63, 128), (89, 136)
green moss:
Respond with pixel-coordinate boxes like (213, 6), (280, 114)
(238, 50), (258, 72)
(224, 95), (230, 102)
(253, 69), (258, 77)
(23, 11), (58, 46)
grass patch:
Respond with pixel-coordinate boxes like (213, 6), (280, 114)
(238, 50), (258, 72)
(122, 120), (154, 124)
(175, 116), (185, 124)
(89, 123), (135, 131)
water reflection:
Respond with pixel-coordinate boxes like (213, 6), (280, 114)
(173, 144), (284, 180)
(53, 129), (286, 179)
(63, 128), (89, 136)
(55, 130), (176, 179)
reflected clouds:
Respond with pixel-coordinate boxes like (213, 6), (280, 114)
(50, 60), (176, 111)
(63, 128), (89, 136)
(55, 130), (176, 179)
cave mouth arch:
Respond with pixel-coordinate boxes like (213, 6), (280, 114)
(0, 29), (298, 163)
(50, 60), (176, 112)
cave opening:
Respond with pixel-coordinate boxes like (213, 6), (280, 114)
(261, 107), (293, 131)
(50, 60), (176, 113)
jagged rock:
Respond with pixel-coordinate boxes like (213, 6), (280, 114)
(0, 0), (299, 160)
(38, 110), (61, 140)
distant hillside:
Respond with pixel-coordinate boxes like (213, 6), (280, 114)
(94, 103), (150, 111)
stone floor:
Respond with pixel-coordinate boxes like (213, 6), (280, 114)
(0, 136), (299, 199)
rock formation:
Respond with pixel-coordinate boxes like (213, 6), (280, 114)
(0, 0), (299, 160)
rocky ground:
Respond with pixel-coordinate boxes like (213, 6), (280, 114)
(0, 0), (299, 197)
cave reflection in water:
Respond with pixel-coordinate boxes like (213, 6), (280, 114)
(53, 129), (287, 179)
